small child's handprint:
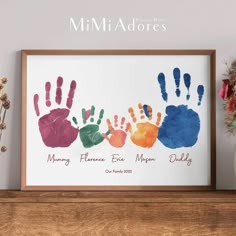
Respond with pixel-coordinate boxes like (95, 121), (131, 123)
(73, 106), (108, 148)
(102, 115), (130, 148)
(128, 103), (161, 148)
(157, 67), (204, 149)
(33, 76), (78, 148)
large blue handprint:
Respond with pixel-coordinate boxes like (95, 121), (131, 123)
(157, 67), (204, 149)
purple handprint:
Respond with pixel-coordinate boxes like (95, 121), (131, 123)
(34, 76), (78, 148)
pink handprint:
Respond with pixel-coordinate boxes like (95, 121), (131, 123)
(102, 115), (130, 148)
(34, 76), (79, 148)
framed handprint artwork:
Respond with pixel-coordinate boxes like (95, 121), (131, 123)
(21, 50), (216, 190)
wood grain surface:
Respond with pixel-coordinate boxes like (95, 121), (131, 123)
(0, 191), (235, 235)
(0, 191), (235, 203)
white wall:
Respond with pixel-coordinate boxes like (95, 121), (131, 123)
(0, 0), (234, 189)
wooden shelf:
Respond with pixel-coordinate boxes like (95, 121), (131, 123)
(0, 191), (236, 235)
(0, 190), (236, 203)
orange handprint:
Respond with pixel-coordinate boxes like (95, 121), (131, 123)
(128, 104), (161, 148)
(102, 115), (130, 148)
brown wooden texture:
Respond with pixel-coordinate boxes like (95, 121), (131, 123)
(0, 191), (236, 203)
(0, 191), (235, 235)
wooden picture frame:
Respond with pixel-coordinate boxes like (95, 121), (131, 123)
(21, 50), (216, 191)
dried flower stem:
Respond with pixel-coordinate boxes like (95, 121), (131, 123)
(0, 77), (10, 152)
(0, 109), (6, 142)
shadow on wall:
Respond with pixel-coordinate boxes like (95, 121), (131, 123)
(7, 51), (21, 189)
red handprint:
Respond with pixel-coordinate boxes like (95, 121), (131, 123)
(34, 76), (78, 148)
